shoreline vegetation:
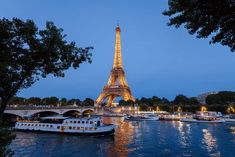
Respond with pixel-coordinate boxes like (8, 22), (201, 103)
(7, 91), (235, 114)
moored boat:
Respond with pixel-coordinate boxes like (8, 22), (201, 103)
(15, 115), (116, 135)
(224, 115), (235, 123)
(124, 114), (159, 121)
(181, 111), (225, 123)
(159, 112), (193, 121)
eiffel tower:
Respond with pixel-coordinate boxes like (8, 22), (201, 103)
(96, 25), (135, 106)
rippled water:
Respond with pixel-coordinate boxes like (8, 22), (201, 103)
(11, 117), (235, 157)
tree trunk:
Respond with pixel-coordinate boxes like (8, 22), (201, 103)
(0, 97), (11, 125)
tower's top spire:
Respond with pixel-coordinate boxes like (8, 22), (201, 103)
(113, 25), (123, 68)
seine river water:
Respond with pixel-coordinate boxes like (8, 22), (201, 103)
(11, 117), (235, 157)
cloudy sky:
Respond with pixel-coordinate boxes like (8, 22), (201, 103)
(1, 0), (234, 100)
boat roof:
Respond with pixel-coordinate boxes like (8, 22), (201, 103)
(41, 115), (69, 120)
(65, 117), (100, 121)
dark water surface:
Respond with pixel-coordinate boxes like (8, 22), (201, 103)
(11, 117), (235, 157)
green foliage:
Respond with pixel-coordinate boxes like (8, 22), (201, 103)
(60, 98), (67, 106)
(26, 97), (42, 105)
(119, 99), (135, 106)
(173, 94), (199, 105)
(8, 97), (26, 105)
(0, 18), (92, 122)
(0, 125), (16, 157)
(206, 91), (235, 105)
(82, 98), (94, 106)
(163, 0), (235, 52)
(42, 97), (59, 106)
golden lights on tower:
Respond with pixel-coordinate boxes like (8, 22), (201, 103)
(96, 25), (135, 106)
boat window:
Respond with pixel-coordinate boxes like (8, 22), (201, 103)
(46, 125), (49, 127)
(74, 121), (77, 124)
(57, 126), (60, 129)
(77, 127), (80, 130)
(82, 121), (84, 124)
(21, 124), (23, 126)
(35, 124), (37, 126)
(86, 121), (89, 124)
(69, 126), (72, 129)
(78, 121), (80, 124)
(70, 121), (72, 123)
(39, 124), (41, 127)
(50, 125), (53, 128)
(31, 124), (34, 126)
(73, 127), (76, 129)
(97, 121), (100, 126)
(90, 121), (93, 124)
(28, 124), (30, 126)
(43, 125), (45, 127)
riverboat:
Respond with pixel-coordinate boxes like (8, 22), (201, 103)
(158, 112), (193, 121)
(224, 115), (235, 123)
(15, 115), (116, 135)
(124, 114), (159, 121)
(181, 111), (225, 123)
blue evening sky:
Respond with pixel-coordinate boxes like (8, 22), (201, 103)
(1, 0), (234, 100)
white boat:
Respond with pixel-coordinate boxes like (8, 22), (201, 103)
(124, 114), (159, 121)
(181, 111), (225, 123)
(159, 112), (193, 121)
(103, 113), (126, 117)
(224, 115), (235, 123)
(15, 115), (116, 135)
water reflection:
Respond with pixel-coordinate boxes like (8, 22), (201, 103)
(177, 122), (191, 147)
(202, 129), (221, 157)
(231, 127), (235, 135)
(10, 118), (235, 157)
(103, 117), (135, 157)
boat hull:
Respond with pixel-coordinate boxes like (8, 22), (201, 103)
(15, 122), (116, 135)
(181, 118), (225, 123)
(124, 117), (159, 121)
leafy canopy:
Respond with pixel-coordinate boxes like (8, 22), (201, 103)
(163, 0), (235, 52)
(0, 18), (92, 120)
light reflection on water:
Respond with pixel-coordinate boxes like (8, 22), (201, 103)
(202, 129), (220, 157)
(11, 117), (235, 157)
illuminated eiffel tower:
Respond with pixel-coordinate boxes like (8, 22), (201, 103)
(96, 25), (135, 106)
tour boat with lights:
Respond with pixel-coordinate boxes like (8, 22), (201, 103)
(181, 111), (225, 123)
(224, 115), (235, 123)
(15, 115), (116, 135)
(124, 113), (159, 121)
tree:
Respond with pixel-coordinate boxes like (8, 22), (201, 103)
(60, 98), (67, 106)
(173, 94), (188, 105)
(26, 97), (42, 105)
(67, 98), (81, 106)
(163, 0), (235, 52)
(188, 97), (199, 105)
(206, 91), (235, 105)
(0, 18), (92, 123)
(83, 98), (94, 106)
(8, 96), (25, 105)
(42, 97), (59, 106)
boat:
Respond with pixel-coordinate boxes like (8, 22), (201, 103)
(124, 114), (159, 121)
(181, 111), (225, 123)
(159, 112), (193, 121)
(103, 113), (126, 117)
(224, 115), (235, 123)
(15, 115), (116, 135)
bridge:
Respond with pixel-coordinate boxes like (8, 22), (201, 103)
(4, 106), (94, 118)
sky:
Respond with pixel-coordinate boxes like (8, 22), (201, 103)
(1, 0), (234, 101)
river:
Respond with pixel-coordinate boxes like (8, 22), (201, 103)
(10, 117), (235, 157)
